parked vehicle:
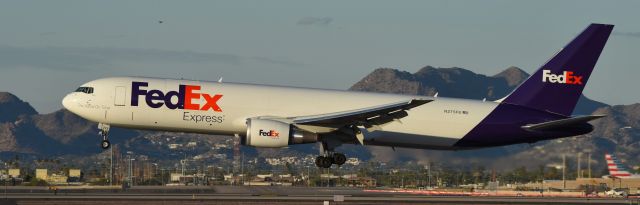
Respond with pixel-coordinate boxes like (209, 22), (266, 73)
(605, 188), (629, 198)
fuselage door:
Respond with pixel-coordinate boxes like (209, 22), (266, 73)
(114, 86), (126, 106)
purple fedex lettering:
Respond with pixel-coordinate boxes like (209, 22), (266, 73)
(131, 82), (148, 106)
(131, 81), (222, 112)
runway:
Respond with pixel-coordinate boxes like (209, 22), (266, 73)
(0, 186), (638, 205)
(1, 193), (638, 205)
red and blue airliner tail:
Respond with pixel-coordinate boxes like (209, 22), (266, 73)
(605, 153), (640, 178)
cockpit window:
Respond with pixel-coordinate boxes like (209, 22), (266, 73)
(75, 87), (94, 94)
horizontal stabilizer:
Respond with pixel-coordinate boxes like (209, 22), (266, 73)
(522, 115), (605, 131)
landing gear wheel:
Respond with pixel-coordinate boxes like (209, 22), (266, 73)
(332, 153), (346, 166)
(315, 156), (322, 167)
(101, 140), (111, 149)
(98, 123), (111, 150)
(315, 156), (332, 168)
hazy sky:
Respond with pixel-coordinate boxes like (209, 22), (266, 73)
(1, 1), (639, 113)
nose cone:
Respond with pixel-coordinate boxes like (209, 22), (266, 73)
(62, 94), (76, 112)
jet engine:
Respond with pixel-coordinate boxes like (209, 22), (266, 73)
(241, 118), (318, 148)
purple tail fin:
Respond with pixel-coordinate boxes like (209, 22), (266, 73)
(501, 24), (613, 116)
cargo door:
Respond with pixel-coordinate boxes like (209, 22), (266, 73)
(114, 86), (126, 106)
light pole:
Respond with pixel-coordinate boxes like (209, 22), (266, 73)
(588, 152), (592, 178)
(577, 152), (582, 179)
(129, 157), (135, 187)
(151, 163), (159, 185)
(562, 154), (566, 189)
(427, 163), (432, 189)
(161, 168), (166, 186)
(110, 145), (113, 186)
(306, 166), (310, 187)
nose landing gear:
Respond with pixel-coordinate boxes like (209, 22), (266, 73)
(101, 139), (111, 149)
(98, 123), (111, 149)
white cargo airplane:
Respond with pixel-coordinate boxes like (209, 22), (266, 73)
(63, 24), (613, 168)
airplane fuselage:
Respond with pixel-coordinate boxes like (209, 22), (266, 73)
(63, 77), (589, 150)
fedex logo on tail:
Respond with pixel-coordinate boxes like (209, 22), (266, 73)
(542, 70), (583, 85)
(131, 82), (223, 112)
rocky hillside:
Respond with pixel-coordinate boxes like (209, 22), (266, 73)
(590, 104), (640, 159)
(0, 92), (37, 123)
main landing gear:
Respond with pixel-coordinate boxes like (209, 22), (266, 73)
(315, 153), (346, 168)
(98, 123), (111, 149)
(315, 141), (347, 168)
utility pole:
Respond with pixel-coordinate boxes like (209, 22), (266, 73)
(181, 160), (185, 176)
(161, 168), (165, 186)
(562, 154), (566, 189)
(306, 166), (310, 187)
(588, 153), (592, 178)
(577, 152), (582, 179)
(415, 169), (420, 187)
(240, 153), (244, 185)
(327, 168), (330, 187)
(427, 163), (432, 188)
(129, 156), (135, 187)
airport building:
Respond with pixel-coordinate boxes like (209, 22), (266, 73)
(47, 174), (68, 184)
(33, 168), (81, 184)
(69, 169), (81, 178)
(8, 169), (20, 178)
(320, 174), (377, 187)
(35, 169), (47, 180)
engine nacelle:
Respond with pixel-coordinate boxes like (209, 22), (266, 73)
(242, 118), (318, 148)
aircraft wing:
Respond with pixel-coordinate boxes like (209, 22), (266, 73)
(522, 115), (605, 131)
(290, 98), (431, 131)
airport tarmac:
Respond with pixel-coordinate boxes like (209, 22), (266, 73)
(0, 186), (638, 205)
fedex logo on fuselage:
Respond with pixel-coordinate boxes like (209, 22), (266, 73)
(542, 70), (583, 85)
(131, 82), (223, 112)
